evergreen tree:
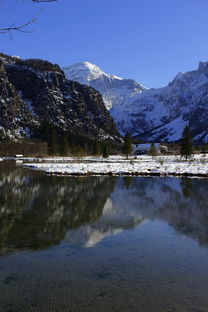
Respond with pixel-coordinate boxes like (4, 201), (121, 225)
(123, 132), (132, 159)
(202, 143), (208, 154)
(180, 125), (193, 160)
(59, 133), (69, 156)
(149, 143), (157, 156)
(103, 144), (109, 158)
(47, 128), (58, 156)
(76, 147), (86, 158)
(93, 140), (101, 156)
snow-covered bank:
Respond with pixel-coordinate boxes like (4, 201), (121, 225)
(23, 155), (208, 177)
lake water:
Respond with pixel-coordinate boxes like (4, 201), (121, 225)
(0, 161), (208, 311)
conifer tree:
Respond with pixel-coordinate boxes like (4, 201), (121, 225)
(47, 128), (58, 156)
(103, 144), (109, 158)
(202, 143), (208, 154)
(149, 142), (157, 156)
(93, 141), (101, 156)
(180, 125), (193, 160)
(123, 132), (132, 159)
(59, 133), (69, 156)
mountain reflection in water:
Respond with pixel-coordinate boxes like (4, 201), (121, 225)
(0, 162), (208, 254)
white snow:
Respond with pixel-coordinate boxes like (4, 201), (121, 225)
(150, 117), (187, 142)
(23, 154), (208, 177)
(63, 61), (107, 85)
(63, 61), (208, 142)
(63, 61), (145, 110)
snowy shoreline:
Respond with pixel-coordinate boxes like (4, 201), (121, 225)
(22, 155), (208, 178)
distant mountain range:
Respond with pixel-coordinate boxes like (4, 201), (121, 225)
(0, 52), (207, 144)
(64, 61), (208, 143)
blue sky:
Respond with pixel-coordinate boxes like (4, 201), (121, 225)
(1, 0), (208, 87)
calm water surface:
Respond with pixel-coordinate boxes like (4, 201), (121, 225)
(0, 161), (208, 311)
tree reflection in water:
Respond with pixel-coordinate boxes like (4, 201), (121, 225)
(0, 161), (208, 254)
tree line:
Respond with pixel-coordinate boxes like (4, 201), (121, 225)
(45, 125), (208, 160)
(123, 125), (208, 160)
(0, 123), (207, 159)
(46, 127), (112, 158)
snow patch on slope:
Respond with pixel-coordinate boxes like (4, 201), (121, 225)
(64, 61), (114, 85)
(64, 61), (208, 143)
(63, 62), (145, 110)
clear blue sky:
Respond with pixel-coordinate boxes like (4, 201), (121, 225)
(1, 0), (208, 87)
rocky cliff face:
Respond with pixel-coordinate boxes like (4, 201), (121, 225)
(0, 59), (33, 140)
(0, 54), (120, 143)
(65, 61), (208, 143)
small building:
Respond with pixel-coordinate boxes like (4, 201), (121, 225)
(133, 143), (168, 155)
(15, 154), (24, 158)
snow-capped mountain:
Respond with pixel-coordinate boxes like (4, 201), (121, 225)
(122, 61), (208, 142)
(64, 61), (208, 143)
(63, 62), (145, 110)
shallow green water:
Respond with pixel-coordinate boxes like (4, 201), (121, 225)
(0, 161), (208, 311)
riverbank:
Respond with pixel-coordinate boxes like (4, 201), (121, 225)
(22, 154), (208, 177)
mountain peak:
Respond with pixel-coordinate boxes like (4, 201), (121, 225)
(63, 62), (145, 110)
(77, 61), (106, 76)
(64, 61), (107, 84)
(198, 61), (208, 73)
(81, 61), (103, 71)
(63, 61), (124, 85)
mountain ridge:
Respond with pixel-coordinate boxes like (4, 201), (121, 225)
(0, 53), (121, 144)
(64, 61), (208, 143)
(64, 62), (146, 110)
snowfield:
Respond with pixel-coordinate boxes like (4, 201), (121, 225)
(22, 155), (208, 177)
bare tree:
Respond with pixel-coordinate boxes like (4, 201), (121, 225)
(0, 0), (58, 34)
